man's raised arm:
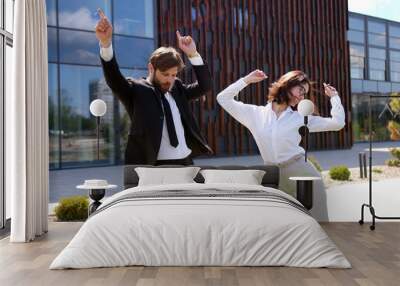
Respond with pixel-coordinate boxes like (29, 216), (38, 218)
(176, 30), (212, 101)
(95, 8), (133, 103)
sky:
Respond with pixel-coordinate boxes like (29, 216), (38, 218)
(348, 0), (400, 22)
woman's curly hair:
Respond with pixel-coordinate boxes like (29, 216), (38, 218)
(268, 70), (311, 105)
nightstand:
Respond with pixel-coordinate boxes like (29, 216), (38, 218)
(77, 180), (117, 215)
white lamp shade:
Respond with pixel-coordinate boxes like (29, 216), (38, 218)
(89, 99), (107, 117)
(297, 99), (314, 116)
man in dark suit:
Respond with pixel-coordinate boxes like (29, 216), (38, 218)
(95, 9), (213, 165)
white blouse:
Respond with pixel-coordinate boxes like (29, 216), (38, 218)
(216, 78), (346, 164)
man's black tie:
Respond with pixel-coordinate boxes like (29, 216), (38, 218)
(160, 93), (179, 147)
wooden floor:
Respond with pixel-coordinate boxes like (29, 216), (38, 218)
(1, 222), (400, 286)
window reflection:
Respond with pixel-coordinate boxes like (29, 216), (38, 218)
(48, 64), (60, 169)
(369, 47), (386, 81)
(350, 44), (365, 79)
(348, 30), (365, 44)
(46, 0), (156, 169)
(113, 0), (154, 37)
(58, 0), (111, 30)
(59, 65), (115, 167)
(114, 36), (154, 68)
(350, 44), (365, 57)
(369, 47), (386, 60)
(368, 33), (386, 47)
(46, 0), (57, 26)
(389, 25), (400, 38)
(368, 21), (386, 35)
(389, 37), (400, 49)
(48, 27), (58, 62)
(59, 29), (100, 65)
(352, 93), (400, 142)
(349, 17), (364, 31)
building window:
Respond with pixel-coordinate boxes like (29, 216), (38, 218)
(389, 37), (400, 49)
(45, 0), (155, 171)
(389, 24), (400, 49)
(46, 0), (57, 26)
(349, 16), (364, 31)
(368, 33), (386, 47)
(58, 0), (112, 31)
(350, 44), (365, 79)
(349, 13), (400, 144)
(368, 20), (386, 47)
(48, 27), (58, 62)
(390, 50), (400, 82)
(113, 35), (154, 68)
(113, 0), (154, 38)
(48, 64), (60, 169)
(348, 16), (365, 44)
(368, 47), (386, 81)
(368, 20), (386, 34)
(389, 25), (400, 37)
(348, 30), (365, 44)
(59, 65), (116, 167)
(59, 29), (100, 65)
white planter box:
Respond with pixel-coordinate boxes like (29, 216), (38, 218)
(310, 178), (400, 222)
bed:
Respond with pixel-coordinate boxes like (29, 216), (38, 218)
(50, 165), (350, 269)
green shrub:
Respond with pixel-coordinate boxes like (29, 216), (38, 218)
(386, 159), (400, 167)
(329, 165), (351, 181)
(308, 155), (323, 172)
(372, 168), (383, 174)
(389, 148), (400, 160)
(54, 196), (89, 221)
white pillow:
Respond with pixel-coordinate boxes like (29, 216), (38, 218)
(135, 167), (201, 186)
(200, 169), (266, 185)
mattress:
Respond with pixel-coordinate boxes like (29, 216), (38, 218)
(50, 183), (350, 269)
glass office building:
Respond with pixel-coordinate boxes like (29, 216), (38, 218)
(46, 0), (155, 169)
(349, 12), (400, 142)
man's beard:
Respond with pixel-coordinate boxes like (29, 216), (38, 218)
(151, 75), (172, 93)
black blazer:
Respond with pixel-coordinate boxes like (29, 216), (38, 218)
(101, 54), (213, 165)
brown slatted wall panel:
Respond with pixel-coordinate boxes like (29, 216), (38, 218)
(337, 0), (346, 147)
(198, 1), (205, 137)
(217, 0), (226, 153)
(313, 0), (324, 149)
(157, 0), (352, 157)
(342, 0), (352, 147)
(227, 0), (235, 155)
(246, 0), (253, 154)
(318, 0), (328, 148)
(238, 0), (244, 155)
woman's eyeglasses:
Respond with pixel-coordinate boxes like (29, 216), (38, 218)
(298, 85), (307, 97)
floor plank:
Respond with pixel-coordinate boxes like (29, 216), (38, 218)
(1, 222), (399, 286)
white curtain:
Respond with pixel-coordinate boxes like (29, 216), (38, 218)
(7, 0), (49, 242)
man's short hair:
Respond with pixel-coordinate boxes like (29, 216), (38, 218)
(149, 47), (185, 72)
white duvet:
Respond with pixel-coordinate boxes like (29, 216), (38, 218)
(50, 183), (351, 269)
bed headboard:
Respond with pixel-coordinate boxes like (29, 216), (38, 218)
(123, 165), (280, 190)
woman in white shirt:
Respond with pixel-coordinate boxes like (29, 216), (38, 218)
(217, 69), (345, 198)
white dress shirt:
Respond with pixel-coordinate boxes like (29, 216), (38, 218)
(217, 78), (346, 164)
(100, 43), (204, 160)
